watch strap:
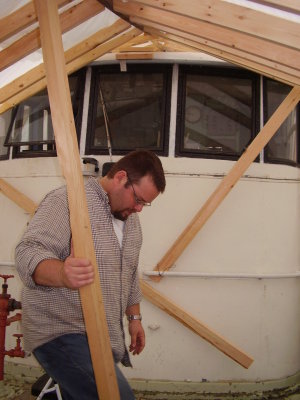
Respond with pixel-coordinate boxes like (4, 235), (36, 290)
(127, 314), (142, 321)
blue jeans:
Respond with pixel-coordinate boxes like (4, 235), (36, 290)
(33, 333), (135, 400)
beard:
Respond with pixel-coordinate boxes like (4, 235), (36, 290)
(113, 210), (132, 221)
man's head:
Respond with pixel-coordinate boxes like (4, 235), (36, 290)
(101, 150), (166, 221)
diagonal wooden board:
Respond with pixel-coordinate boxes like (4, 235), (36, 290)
(0, 27), (141, 115)
(152, 85), (300, 280)
(0, 178), (37, 215)
(141, 280), (253, 368)
(34, 1), (120, 398)
(0, 0), (104, 72)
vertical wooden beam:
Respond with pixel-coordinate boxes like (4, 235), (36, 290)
(34, 1), (120, 399)
(153, 86), (300, 280)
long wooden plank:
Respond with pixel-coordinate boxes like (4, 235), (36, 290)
(138, 17), (300, 77)
(142, 24), (300, 87)
(0, 0), (70, 42)
(34, 1), (120, 398)
(153, 86), (300, 278)
(131, 0), (300, 50)
(0, 0), (105, 72)
(140, 280), (254, 369)
(0, 178), (37, 215)
(114, 0), (300, 73)
(0, 27), (141, 115)
(0, 19), (131, 104)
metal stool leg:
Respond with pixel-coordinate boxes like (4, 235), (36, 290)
(36, 376), (63, 400)
(54, 382), (63, 400)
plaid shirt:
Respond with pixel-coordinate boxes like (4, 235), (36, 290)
(15, 177), (142, 366)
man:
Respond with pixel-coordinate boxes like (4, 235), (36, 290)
(15, 150), (166, 400)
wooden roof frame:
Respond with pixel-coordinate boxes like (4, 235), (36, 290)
(112, 0), (300, 86)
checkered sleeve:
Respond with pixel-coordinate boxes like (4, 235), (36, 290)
(15, 187), (71, 290)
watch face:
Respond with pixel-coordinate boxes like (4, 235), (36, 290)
(185, 105), (201, 123)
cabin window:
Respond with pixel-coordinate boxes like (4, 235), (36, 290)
(85, 64), (171, 156)
(176, 66), (259, 160)
(4, 70), (85, 158)
(264, 78), (299, 166)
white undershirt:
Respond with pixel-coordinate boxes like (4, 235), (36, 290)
(111, 215), (125, 248)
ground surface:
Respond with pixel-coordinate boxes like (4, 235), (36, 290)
(1, 371), (300, 400)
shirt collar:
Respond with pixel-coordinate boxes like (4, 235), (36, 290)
(87, 177), (110, 205)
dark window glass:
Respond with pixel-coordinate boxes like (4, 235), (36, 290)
(0, 111), (10, 160)
(176, 66), (259, 160)
(86, 64), (171, 155)
(4, 69), (85, 158)
(264, 79), (299, 165)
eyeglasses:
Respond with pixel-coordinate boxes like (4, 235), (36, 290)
(127, 174), (151, 207)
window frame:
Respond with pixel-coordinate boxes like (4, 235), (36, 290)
(263, 77), (300, 167)
(175, 65), (260, 160)
(4, 68), (86, 159)
(85, 63), (172, 156)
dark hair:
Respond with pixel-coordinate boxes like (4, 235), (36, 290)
(107, 150), (166, 193)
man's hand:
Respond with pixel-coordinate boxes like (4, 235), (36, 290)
(33, 244), (94, 289)
(128, 320), (145, 355)
(61, 254), (94, 289)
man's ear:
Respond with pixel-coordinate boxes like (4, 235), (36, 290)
(114, 170), (127, 186)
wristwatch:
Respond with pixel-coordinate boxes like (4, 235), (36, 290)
(127, 314), (142, 321)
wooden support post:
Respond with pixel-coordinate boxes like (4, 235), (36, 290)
(153, 86), (300, 280)
(34, 1), (120, 399)
(0, 178), (37, 215)
(140, 280), (254, 368)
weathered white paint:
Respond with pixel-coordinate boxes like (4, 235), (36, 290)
(1, 155), (300, 383)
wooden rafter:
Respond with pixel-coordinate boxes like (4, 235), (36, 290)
(113, 0), (300, 86)
(143, 27), (300, 87)
(0, 0), (71, 42)
(0, 19), (131, 104)
(0, 0), (105, 72)
(128, 0), (300, 50)
(0, 26), (141, 114)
